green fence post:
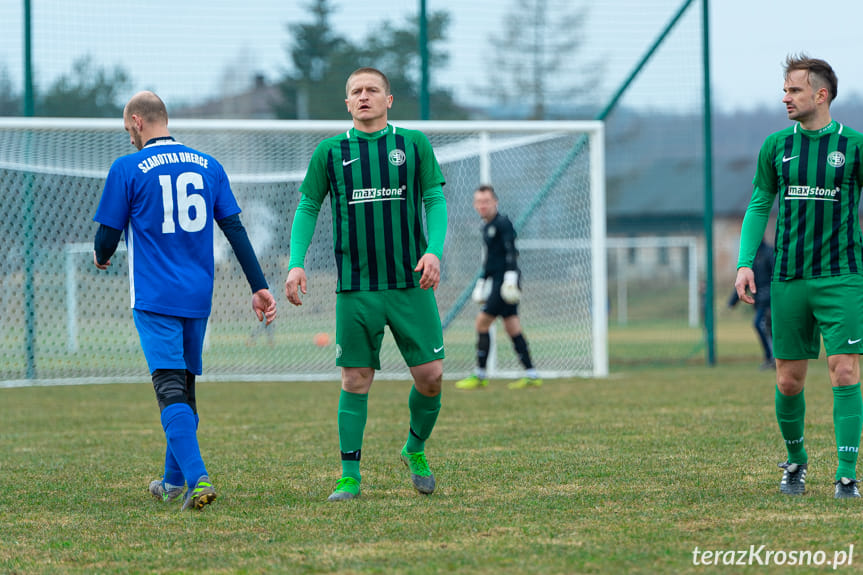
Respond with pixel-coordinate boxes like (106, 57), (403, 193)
(23, 0), (37, 378)
(702, 0), (716, 366)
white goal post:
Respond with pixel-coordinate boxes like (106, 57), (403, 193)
(608, 236), (699, 328)
(1, 118), (606, 385)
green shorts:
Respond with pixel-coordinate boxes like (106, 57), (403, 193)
(771, 274), (863, 359)
(335, 287), (444, 369)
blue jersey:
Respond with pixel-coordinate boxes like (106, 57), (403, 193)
(94, 138), (240, 318)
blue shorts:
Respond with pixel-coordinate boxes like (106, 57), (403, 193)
(132, 309), (208, 375)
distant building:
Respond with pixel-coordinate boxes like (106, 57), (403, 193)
(175, 74), (281, 119)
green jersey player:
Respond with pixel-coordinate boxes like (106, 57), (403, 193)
(735, 55), (863, 499)
(285, 67), (447, 501)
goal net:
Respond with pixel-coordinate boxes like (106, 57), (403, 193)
(0, 119), (606, 385)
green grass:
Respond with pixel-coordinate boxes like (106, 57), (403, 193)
(2, 360), (860, 574)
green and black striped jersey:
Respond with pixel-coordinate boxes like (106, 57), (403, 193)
(754, 120), (863, 281)
(299, 124), (446, 291)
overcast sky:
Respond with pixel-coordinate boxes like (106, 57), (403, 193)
(0, 0), (861, 115)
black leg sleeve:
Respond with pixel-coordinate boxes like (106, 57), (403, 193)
(152, 369), (189, 411)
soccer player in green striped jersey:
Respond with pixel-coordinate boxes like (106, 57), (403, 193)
(285, 67), (447, 501)
(735, 55), (863, 499)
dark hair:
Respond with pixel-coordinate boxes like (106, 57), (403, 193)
(345, 67), (391, 97)
(475, 184), (497, 199)
(785, 54), (838, 103)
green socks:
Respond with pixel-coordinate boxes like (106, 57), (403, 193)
(338, 389), (368, 481)
(337, 386), (440, 480)
(833, 383), (862, 481)
(775, 386), (807, 465)
(405, 386), (441, 453)
(775, 383), (863, 479)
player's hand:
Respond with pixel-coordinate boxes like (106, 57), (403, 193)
(285, 267), (307, 306)
(415, 253), (441, 290)
(471, 278), (489, 303)
(93, 251), (110, 270)
(252, 288), (277, 325)
(734, 267), (756, 305)
(500, 271), (521, 304)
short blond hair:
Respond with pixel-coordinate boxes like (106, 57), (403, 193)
(345, 67), (391, 97)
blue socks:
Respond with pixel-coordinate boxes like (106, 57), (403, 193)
(161, 412), (199, 488)
(160, 403), (207, 487)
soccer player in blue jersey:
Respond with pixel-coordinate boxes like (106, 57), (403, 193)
(735, 56), (863, 499)
(93, 91), (277, 511)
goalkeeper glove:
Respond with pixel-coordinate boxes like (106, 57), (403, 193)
(471, 278), (491, 304)
(500, 271), (521, 304)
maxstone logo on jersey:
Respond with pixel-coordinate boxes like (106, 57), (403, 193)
(786, 185), (840, 200)
(350, 185), (407, 203)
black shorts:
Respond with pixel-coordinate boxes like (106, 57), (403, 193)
(481, 276), (518, 318)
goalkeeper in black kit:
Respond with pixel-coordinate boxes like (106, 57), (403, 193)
(456, 185), (541, 390)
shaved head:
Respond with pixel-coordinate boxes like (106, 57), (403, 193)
(123, 91), (170, 150)
(124, 91), (168, 126)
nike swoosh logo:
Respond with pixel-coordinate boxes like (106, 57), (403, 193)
(782, 155), (799, 163)
(342, 158), (359, 166)
(849, 338), (862, 345)
(433, 345), (444, 353)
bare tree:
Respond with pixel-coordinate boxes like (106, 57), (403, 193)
(483, 0), (600, 119)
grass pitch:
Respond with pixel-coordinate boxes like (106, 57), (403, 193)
(1, 358), (860, 574)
